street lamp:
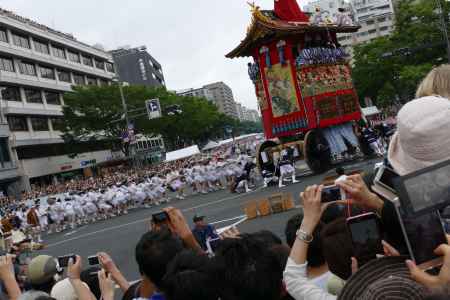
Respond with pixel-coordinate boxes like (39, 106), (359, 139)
(434, 0), (450, 63)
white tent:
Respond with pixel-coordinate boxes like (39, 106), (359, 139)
(165, 145), (200, 162)
(202, 141), (220, 151)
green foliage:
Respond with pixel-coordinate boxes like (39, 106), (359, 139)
(352, 0), (449, 107)
(62, 85), (259, 151)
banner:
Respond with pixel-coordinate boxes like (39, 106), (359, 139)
(256, 78), (268, 111)
(297, 64), (354, 98)
(265, 62), (300, 118)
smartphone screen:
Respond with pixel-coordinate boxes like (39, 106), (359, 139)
(322, 186), (341, 203)
(398, 208), (446, 268)
(152, 212), (169, 224)
(58, 254), (76, 268)
(88, 255), (99, 266)
(347, 213), (383, 265)
(378, 167), (399, 191)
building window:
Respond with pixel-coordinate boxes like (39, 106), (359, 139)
(34, 39), (50, 54)
(12, 32), (30, 49)
(380, 26), (389, 32)
(106, 62), (114, 73)
(0, 138), (11, 167)
(82, 56), (93, 67)
(8, 116), (28, 131)
(52, 45), (66, 59)
(19, 61), (36, 76)
(86, 77), (97, 85)
(0, 56), (14, 72)
(58, 70), (71, 83)
(40, 66), (56, 79)
(95, 60), (105, 70)
(73, 73), (85, 85)
(1, 87), (21, 102)
(25, 89), (43, 104)
(31, 117), (49, 131)
(99, 79), (108, 86)
(51, 117), (65, 131)
(68, 51), (80, 63)
(0, 28), (8, 43)
(378, 17), (387, 23)
(45, 91), (61, 105)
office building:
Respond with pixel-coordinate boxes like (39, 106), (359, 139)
(235, 102), (260, 122)
(0, 7), (117, 190)
(178, 82), (238, 119)
(303, 0), (349, 20)
(337, 0), (396, 55)
(111, 46), (165, 87)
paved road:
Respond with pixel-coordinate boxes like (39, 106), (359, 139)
(37, 158), (380, 284)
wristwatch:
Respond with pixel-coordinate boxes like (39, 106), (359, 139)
(296, 228), (313, 243)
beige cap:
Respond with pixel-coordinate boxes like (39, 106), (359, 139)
(388, 96), (450, 175)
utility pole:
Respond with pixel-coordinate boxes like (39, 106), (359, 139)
(435, 0), (450, 63)
(118, 82), (130, 129)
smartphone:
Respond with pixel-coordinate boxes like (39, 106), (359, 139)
(58, 254), (76, 268)
(347, 213), (383, 266)
(152, 211), (169, 224)
(374, 166), (399, 193)
(394, 201), (446, 270)
(321, 185), (342, 203)
(395, 159), (450, 217)
(88, 255), (99, 266)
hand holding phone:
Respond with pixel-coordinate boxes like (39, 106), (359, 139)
(321, 185), (342, 203)
(152, 211), (169, 224)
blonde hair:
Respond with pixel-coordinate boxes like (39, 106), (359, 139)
(416, 64), (450, 99)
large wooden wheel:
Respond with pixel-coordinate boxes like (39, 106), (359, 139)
(304, 129), (332, 174)
(256, 140), (279, 173)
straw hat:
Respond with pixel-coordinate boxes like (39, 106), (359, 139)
(388, 96), (450, 175)
(338, 256), (427, 300)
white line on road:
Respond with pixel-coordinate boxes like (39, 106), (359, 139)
(45, 188), (262, 249)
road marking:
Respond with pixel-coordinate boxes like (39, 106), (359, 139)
(45, 189), (262, 249)
(210, 215), (246, 225)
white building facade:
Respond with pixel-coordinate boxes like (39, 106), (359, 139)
(0, 8), (116, 190)
(178, 82), (239, 119)
(337, 0), (396, 55)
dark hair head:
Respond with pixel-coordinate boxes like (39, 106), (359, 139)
(135, 228), (184, 287)
(240, 230), (282, 247)
(30, 278), (57, 294)
(285, 214), (325, 268)
(320, 217), (353, 280)
(162, 250), (218, 300)
(35, 297), (57, 300)
(213, 236), (284, 300)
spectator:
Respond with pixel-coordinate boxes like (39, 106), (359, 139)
(214, 235), (284, 300)
(162, 250), (218, 300)
(0, 255), (21, 300)
(124, 228), (184, 300)
(25, 255), (59, 295)
(415, 64), (450, 99)
(191, 215), (218, 251)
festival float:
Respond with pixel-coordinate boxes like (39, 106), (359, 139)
(226, 0), (363, 174)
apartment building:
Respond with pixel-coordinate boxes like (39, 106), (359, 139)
(177, 82), (239, 119)
(111, 46), (165, 87)
(0, 8), (116, 189)
(235, 102), (260, 123)
(337, 0), (396, 55)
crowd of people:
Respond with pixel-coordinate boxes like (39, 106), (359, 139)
(0, 65), (449, 300)
(0, 142), (261, 247)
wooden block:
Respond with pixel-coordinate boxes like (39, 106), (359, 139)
(258, 198), (272, 216)
(269, 193), (284, 214)
(282, 193), (295, 210)
(244, 201), (258, 219)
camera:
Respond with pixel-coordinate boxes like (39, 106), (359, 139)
(152, 211), (169, 224)
(88, 255), (100, 266)
(57, 254), (76, 268)
(321, 185), (342, 203)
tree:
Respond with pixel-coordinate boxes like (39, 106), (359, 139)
(62, 85), (242, 151)
(352, 0), (450, 107)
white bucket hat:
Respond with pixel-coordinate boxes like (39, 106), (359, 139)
(388, 96), (450, 175)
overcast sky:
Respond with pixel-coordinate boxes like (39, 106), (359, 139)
(0, 0), (310, 110)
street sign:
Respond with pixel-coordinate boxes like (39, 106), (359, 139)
(146, 98), (162, 120)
